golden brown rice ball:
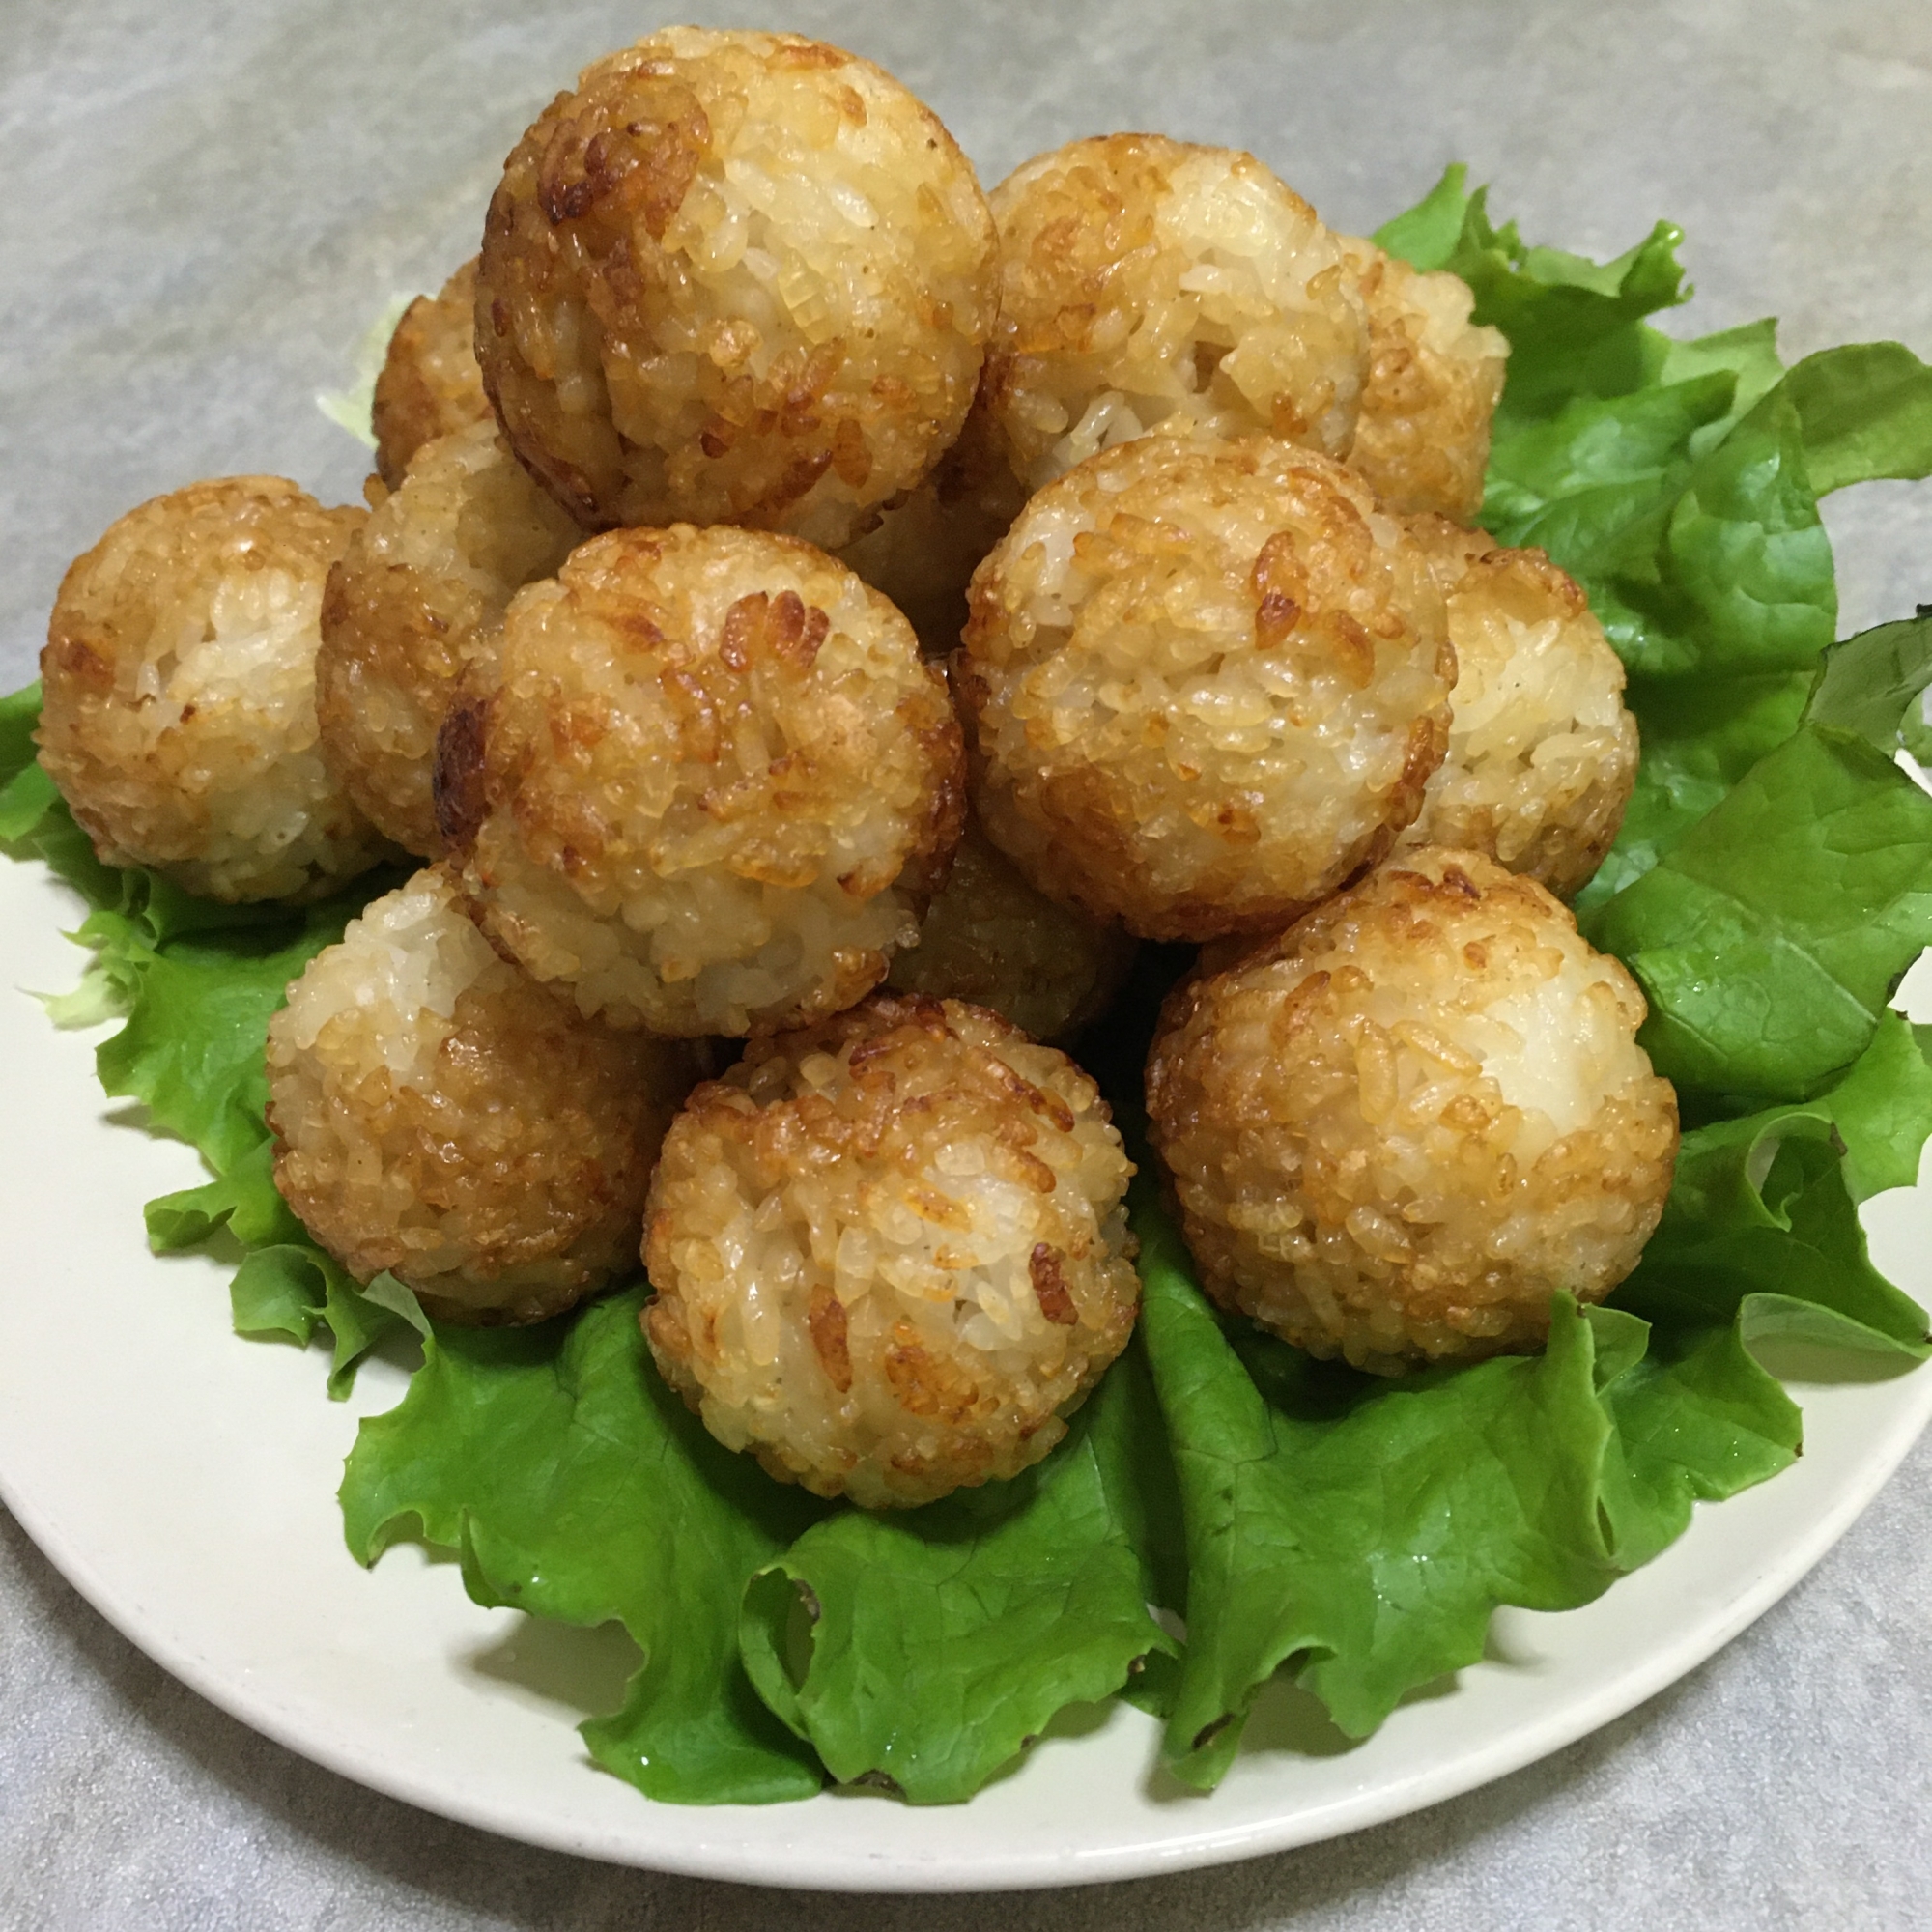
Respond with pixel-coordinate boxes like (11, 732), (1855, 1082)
(1398, 526), (1638, 897)
(885, 813), (1136, 1042)
(371, 258), (494, 492)
(1338, 238), (1506, 524)
(444, 523), (964, 1037)
(266, 865), (700, 1325)
(980, 135), (1368, 496)
(1146, 848), (1678, 1375)
(316, 421), (583, 858)
(956, 433), (1456, 943)
(475, 27), (998, 550)
(643, 992), (1140, 1507)
(38, 477), (389, 903)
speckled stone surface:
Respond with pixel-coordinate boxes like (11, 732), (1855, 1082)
(5, 2), (1932, 1925)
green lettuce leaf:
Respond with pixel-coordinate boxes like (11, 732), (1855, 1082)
(1610, 385), (1834, 682)
(316, 292), (413, 448)
(1376, 164), (1690, 427)
(0, 682), (57, 839)
(1581, 347), (1931, 899)
(224, 1242), (423, 1395)
(145, 1137), (305, 1252)
(1479, 368), (1739, 540)
(1, 694), (264, 930)
(737, 1343), (1179, 1803)
(1587, 723), (1932, 1098)
(1784, 342), (1932, 494)
(341, 1287), (832, 1804)
(1131, 919), (1932, 1792)
(0, 678), (40, 783)
(1803, 609), (1932, 747)
(1579, 669), (1811, 909)
(95, 906), (355, 1172)
(1617, 1017), (1932, 1359)
(1585, 1314), (1801, 1573)
(1659, 320), (1786, 454)
(1369, 163), (1473, 274)
(1585, 618), (1932, 1101)
(7, 798), (150, 932)
(1833, 1013), (1932, 1202)
(1134, 1186), (1802, 1790)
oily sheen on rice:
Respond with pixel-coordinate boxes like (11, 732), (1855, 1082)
(643, 993), (1140, 1509)
(267, 867), (697, 1325)
(37, 477), (388, 903)
(474, 26), (998, 550)
(1147, 849), (1679, 1374)
(316, 420), (583, 859)
(371, 258), (494, 492)
(1398, 526), (1639, 895)
(446, 524), (963, 1037)
(957, 433), (1456, 942)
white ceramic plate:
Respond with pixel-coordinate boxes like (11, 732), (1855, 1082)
(2, 853), (1928, 1894)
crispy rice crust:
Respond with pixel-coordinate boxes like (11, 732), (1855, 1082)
(1146, 848), (1678, 1374)
(267, 866), (699, 1324)
(38, 476), (387, 903)
(955, 432), (1455, 942)
(643, 992), (1139, 1507)
(316, 422), (582, 858)
(474, 26), (997, 550)
(444, 523), (965, 1037)
(980, 134), (1368, 493)
(371, 258), (495, 492)
(1399, 523), (1639, 896)
(1338, 238), (1507, 523)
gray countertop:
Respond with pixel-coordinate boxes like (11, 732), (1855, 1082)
(6, 2), (1932, 1925)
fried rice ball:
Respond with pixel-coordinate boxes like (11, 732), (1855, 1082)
(266, 866), (700, 1325)
(835, 401), (1026, 656)
(370, 258), (494, 491)
(866, 137), (1387, 640)
(956, 433), (1456, 943)
(38, 477), (389, 903)
(1146, 848), (1678, 1375)
(885, 813), (1136, 1043)
(475, 26), (998, 550)
(443, 523), (964, 1037)
(316, 421), (583, 858)
(979, 135), (1368, 496)
(643, 992), (1140, 1507)
(1398, 526), (1639, 897)
(1338, 237), (1507, 523)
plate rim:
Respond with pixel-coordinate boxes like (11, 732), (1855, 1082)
(10, 1348), (1929, 1892)
(10, 1359), (1932, 1892)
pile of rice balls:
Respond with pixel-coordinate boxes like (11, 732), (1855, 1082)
(35, 26), (1675, 1506)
